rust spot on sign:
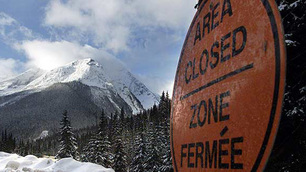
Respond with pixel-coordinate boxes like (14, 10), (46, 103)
(264, 40), (268, 52)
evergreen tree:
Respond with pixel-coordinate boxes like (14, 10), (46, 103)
(108, 113), (115, 143)
(144, 123), (162, 171)
(112, 113), (127, 172)
(266, 1), (306, 171)
(159, 91), (169, 121)
(0, 130), (16, 153)
(160, 118), (173, 171)
(98, 110), (108, 134)
(96, 110), (113, 167)
(131, 132), (147, 172)
(122, 115), (135, 170)
(56, 110), (79, 159)
(150, 104), (159, 125)
(165, 91), (171, 115)
(97, 134), (113, 167)
(113, 136), (127, 172)
(82, 135), (98, 162)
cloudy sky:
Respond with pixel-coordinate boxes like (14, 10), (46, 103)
(0, 0), (197, 95)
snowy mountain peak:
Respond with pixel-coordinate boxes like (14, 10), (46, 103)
(25, 58), (112, 90)
(70, 58), (99, 67)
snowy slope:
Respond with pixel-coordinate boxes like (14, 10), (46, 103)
(0, 58), (159, 113)
(25, 59), (113, 91)
(0, 152), (114, 172)
(0, 68), (45, 96)
(100, 61), (159, 110)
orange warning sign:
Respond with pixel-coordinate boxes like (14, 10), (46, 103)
(170, 0), (286, 171)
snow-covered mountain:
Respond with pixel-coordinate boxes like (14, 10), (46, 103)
(0, 58), (159, 138)
(0, 58), (159, 113)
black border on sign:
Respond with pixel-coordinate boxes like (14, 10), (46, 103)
(170, 0), (282, 171)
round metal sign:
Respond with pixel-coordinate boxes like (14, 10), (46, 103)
(171, 0), (286, 171)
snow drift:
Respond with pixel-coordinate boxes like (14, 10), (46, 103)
(0, 152), (114, 172)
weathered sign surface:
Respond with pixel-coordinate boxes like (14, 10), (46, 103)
(171, 0), (286, 171)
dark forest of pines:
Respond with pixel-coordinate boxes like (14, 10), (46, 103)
(0, 91), (173, 172)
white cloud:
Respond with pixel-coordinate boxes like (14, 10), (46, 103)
(0, 13), (33, 81)
(0, 13), (15, 26)
(18, 40), (85, 70)
(0, 12), (34, 45)
(16, 40), (124, 71)
(44, 0), (197, 53)
(0, 58), (21, 81)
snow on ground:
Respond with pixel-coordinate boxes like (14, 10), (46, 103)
(34, 130), (49, 141)
(0, 152), (114, 172)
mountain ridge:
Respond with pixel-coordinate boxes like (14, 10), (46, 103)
(0, 58), (159, 113)
(0, 58), (159, 138)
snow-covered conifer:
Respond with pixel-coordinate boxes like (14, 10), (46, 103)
(56, 110), (79, 159)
